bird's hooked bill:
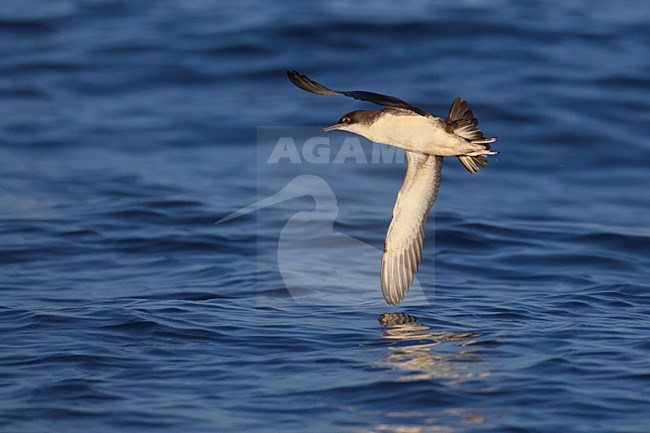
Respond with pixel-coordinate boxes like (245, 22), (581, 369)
(321, 123), (342, 133)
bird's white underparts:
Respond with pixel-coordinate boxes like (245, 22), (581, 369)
(287, 71), (499, 306)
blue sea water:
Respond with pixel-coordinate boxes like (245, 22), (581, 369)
(1, 1), (649, 432)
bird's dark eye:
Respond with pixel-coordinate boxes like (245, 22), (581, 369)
(341, 117), (351, 124)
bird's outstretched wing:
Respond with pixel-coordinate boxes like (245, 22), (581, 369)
(287, 70), (430, 117)
(381, 151), (443, 305)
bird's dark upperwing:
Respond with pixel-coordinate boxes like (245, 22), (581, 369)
(287, 70), (430, 117)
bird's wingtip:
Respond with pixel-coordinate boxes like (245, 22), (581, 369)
(287, 70), (304, 87)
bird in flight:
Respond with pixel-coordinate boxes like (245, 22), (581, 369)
(287, 71), (498, 305)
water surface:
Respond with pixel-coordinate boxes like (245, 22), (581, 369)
(1, 1), (649, 432)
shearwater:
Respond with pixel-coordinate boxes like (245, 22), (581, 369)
(287, 70), (499, 306)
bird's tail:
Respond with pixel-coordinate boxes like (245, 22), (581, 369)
(447, 96), (498, 174)
(457, 154), (488, 174)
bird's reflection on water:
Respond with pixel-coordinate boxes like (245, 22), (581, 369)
(377, 313), (487, 382)
(368, 313), (490, 432)
(378, 312), (419, 326)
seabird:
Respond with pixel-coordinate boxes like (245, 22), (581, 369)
(287, 70), (498, 305)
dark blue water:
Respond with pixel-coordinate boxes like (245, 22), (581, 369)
(1, 1), (649, 432)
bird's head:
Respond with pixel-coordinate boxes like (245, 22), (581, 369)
(321, 110), (380, 135)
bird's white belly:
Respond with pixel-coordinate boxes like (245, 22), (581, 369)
(363, 114), (465, 156)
